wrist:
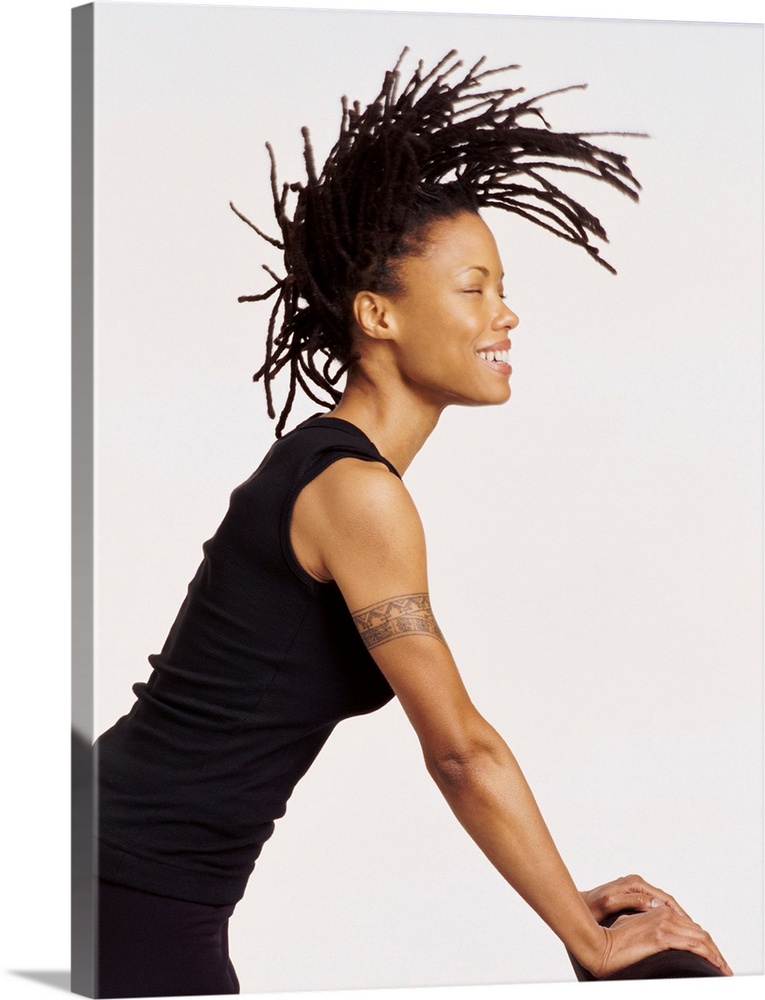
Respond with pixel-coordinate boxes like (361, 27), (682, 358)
(580, 888), (604, 922)
(567, 915), (609, 976)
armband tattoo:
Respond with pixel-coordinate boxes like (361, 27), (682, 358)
(351, 593), (446, 650)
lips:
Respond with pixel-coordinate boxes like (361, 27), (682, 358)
(476, 338), (512, 374)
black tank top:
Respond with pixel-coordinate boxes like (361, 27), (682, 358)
(96, 416), (399, 905)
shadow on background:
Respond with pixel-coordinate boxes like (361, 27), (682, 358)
(10, 971), (71, 992)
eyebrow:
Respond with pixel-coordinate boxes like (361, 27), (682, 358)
(459, 266), (505, 281)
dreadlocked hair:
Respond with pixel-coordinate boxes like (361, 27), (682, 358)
(232, 48), (642, 436)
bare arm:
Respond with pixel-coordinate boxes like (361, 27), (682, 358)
(292, 459), (731, 977)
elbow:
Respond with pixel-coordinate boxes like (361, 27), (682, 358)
(426, 736), (508, 793)
(428, 748), (475, 789)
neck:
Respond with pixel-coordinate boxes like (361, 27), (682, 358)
(326, 368), (442, 476)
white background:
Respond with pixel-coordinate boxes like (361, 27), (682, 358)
(2, 2), (763, 1000)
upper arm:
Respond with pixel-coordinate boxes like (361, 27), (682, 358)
(297, 458), (428, 609)
(293, 459), (488, 759)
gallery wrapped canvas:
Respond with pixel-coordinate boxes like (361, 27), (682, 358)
(71, 2), (762, 997)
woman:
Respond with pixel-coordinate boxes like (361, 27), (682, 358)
(95, 51), (731, 997)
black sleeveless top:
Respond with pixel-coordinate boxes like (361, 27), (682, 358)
(96, 416), (399, 905)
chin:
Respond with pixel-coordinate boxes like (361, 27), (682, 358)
(449, 385), (512, 409)
(481, 380), (512, 406)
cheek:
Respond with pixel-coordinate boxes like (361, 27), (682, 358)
(391, 294), (483, 376)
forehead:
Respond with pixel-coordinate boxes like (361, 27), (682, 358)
(405, 211), (502, 275)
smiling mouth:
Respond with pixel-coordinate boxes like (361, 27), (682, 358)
(476, 345), (512, 374)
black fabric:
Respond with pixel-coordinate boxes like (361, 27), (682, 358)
(567, 909), (725, 981)
(96, 879), (239, 997)
(96, 416), (399, 905)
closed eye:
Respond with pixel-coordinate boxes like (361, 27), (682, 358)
(464, 287), (506, 300)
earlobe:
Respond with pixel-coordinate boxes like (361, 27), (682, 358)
(353, 290), (396, 342)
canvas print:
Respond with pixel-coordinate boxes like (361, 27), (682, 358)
(72, 2), (763, 997)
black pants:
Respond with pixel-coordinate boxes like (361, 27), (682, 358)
(567, 909), (725, 981)
(96, 880), (240, 998)
(97, 883), (722, 997)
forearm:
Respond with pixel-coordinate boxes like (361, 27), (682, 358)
(428, 731), (604, 970)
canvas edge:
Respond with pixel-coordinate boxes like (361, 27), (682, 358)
(71, 3), (96, 997)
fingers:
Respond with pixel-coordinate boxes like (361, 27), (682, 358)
(609, 906), (732, 977)
(619, 874), (690, 920)
(654, 914), (732, 976)
(584, 874), (690, 921)
(582, 875), (732, 978)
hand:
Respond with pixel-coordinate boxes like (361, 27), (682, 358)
(581, 873), (690, 922)
(587, 904), (733, 978)
(577, 874), (732, 977)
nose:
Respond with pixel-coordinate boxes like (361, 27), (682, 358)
(494, 302), (519, 333)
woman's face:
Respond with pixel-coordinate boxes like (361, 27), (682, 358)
(381, 211), (519, 410)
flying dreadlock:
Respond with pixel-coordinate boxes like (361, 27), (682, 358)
(231, 49), (642, 436)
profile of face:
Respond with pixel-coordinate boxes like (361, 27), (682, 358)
(354, 211), (519, 411)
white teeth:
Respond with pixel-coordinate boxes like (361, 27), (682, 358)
(477, 349), (509, 363)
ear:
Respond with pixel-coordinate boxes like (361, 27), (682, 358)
(352, 290), (398, 342)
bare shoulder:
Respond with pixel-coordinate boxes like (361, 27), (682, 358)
(308, 457), (420, 533)
(291, 457), (427, 601)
